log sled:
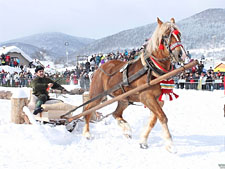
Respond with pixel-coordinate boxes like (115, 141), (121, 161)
(19, 88), (100, 132)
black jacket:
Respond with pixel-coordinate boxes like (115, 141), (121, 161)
(31, 76), (64, 97)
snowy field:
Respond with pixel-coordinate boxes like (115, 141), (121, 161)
(0, 86), (225, 169)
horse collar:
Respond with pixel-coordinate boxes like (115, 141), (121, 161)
(145, 56), (173, 76)
(150, 55), (173, 73)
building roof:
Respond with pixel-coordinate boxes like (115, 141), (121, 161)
(214, 63), (225, 72)
(0, 46), (32, 62)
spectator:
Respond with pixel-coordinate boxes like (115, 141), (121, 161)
(5, 55), (10, 65)
(197, 61), (204, 74)
(95, 55), (101, 66)
(198, 72), (206, 90)
(186, 51), (191, 59)
(194, 73), (200, 89)
(85, 59), (90, 73)
(84, 71), (90, 91)
(14, 72), (20, 87)
(206, 71), (213, 91)
(90, 59), (95, 72)
(79, 69), (85, 89)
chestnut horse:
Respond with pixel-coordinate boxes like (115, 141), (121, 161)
(83, 18), (186, 152)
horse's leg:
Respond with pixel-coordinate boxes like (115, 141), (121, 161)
(141, 95), (175, 152)
(140, 113), (157, 149)
(139, 100), (163, 149)
(156, 101), (176, 152)
(112, 100), (132, 138)
(83, 99), (101, 139)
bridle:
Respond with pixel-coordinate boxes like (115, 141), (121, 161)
(160, 26), (185, 63)
(143, 26), (186, 76)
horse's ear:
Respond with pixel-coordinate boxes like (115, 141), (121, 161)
(170, 18), (175, 23)
(157, 17), (163, 25)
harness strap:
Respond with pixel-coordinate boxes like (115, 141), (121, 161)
(147, 69), (152, 84)
(122, 65), (129, 86)
(98, 66), (120, 76)
(61, 65), (149, 118)
(120, 84), (126, 93)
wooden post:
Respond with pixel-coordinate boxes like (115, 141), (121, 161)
(11, 89), (29, 124)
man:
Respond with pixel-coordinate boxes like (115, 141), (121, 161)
(31, 66), (67, 115)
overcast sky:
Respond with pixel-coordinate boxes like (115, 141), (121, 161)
(0, 0), (224, 42)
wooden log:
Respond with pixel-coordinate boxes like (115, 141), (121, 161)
(11, 89), (29, 124)
(0, 91), (12, 100)
(41, 102), (76, 111)
(50, 88), (85, 95)
(67, 60), (199, 122)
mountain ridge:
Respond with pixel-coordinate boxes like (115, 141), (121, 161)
(0, 8), (224, 63)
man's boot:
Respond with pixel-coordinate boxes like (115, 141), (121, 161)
(33, 100), (44, 115)
(33, 107), (44, 115)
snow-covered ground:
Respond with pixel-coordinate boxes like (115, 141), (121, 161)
(0, 86), (224, 169)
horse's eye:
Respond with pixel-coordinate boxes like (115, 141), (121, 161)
(162, 35), (169, 39)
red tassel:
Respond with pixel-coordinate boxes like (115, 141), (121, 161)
(173, 30), (179, 35)
(169, 94), (173, 101)
(159, 94), (163, 101)
(159, 44), (164, 50)
(173, 92), (179, 99)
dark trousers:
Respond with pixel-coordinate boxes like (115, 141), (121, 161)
(35, 94), (49, 109)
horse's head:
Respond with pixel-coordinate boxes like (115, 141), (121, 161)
(147, 18), (186, 64)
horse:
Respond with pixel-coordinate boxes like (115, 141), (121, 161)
(83, 18), (186, 152)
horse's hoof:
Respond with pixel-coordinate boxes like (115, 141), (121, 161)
(164, 140), (177, 153)
(165, 144), (177, 153)
(124, 134), (132, 139)
(139, 143), (149, 149)
(117, 120), (132, 138)
(83, 132), (92, 140)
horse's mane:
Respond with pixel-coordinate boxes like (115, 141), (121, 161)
(130, 19), (181, 66)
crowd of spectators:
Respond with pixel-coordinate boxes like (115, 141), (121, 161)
(0, 49), (224, 91)
(174, 61), (224, 90)
(0, 69), (33, 87)
(0, 54), (20, 67)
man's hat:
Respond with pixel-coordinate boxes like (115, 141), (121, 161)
(35, 65), (44, 73)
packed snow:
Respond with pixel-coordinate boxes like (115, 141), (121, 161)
(0, 86), (224, 169)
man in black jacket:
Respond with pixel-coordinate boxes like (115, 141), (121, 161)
(31, 66), (66, 115)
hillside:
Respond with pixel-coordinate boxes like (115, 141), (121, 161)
(0, 32), (95, 62)
(73, 8), (225, 60)
(0, 8), (224, 63)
